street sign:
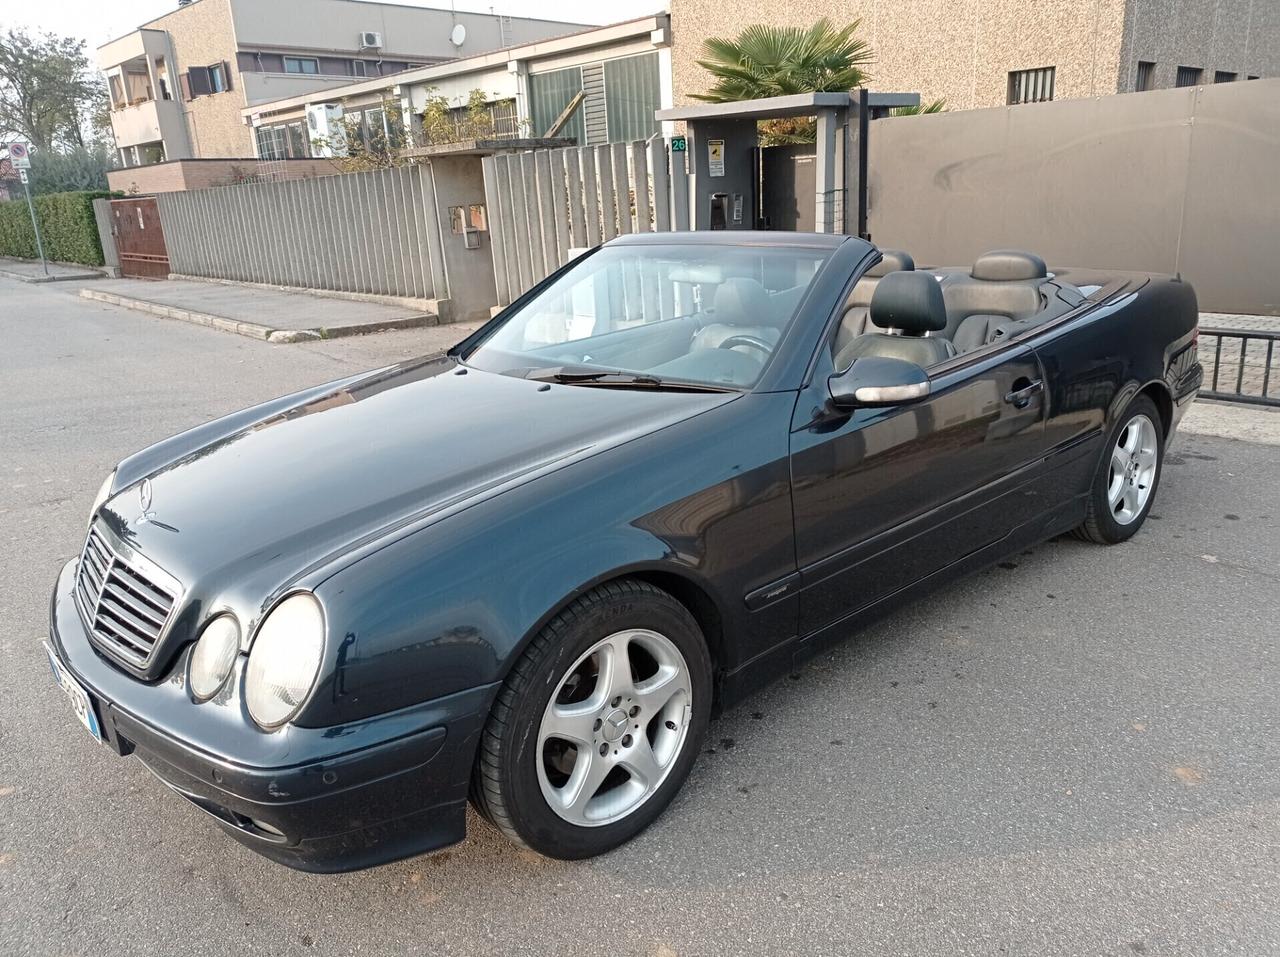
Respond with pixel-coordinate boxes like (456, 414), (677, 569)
(670, 135), (686, 152)
(18, 169), (28, 184)
(8, 142), (31, 169)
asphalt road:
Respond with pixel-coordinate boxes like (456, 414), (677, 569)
(3, 279), (1279, 956)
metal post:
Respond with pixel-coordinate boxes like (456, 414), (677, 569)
(858, 87), (870, 241)
(670, 140), (690, 231)
(22, 179), (48, 276)
(814, 107), (838, 234)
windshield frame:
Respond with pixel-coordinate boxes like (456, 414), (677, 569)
(451, 235), (863, 394)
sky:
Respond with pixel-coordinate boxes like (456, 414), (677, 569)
(2, 0), (662, 50)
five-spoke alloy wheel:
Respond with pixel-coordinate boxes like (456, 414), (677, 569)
(1076, 394), (1165, 544)
(472, 580), (711, 859)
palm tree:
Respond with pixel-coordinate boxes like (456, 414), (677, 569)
(891, 98), (947, 116)
(692, 19), (874, 144)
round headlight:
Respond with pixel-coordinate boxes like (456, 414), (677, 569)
(89, 471), (115, 525)
(244, 594), (325, 729)
(189, 615), (241, 701)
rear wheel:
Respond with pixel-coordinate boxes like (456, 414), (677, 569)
(1074, 394), (1163, 544)
(472, 580), (711, 859)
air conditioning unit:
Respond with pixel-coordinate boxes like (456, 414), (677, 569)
(360, 31), (383, 49)
(305, 103), (346, 156)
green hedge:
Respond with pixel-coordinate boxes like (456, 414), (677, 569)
(0, 190), (118, 267)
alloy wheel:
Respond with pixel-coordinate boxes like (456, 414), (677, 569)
(536, 629), (692, 827)
(1107, 413), (1159, 525)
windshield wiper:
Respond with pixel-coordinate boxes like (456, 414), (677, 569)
(523, 366), (736, 392)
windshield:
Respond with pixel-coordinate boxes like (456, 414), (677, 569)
(462, 243), (833, 389)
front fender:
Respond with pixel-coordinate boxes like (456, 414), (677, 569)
(300, 391), (799, 728)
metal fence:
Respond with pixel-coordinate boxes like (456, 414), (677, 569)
(481, 139), (689, 309)
(1199, 328), (1280, 407)
(155, 163), (448, 303)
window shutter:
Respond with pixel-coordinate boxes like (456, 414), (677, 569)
(180, 72), (193, 101)
(222, 61), (234, 92)
(187, 67), (212, 97)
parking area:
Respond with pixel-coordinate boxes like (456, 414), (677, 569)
(3, 277), (1279, 956)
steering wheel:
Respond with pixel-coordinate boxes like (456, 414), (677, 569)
(716, 334), (773, 363)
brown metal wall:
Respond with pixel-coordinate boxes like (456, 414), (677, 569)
(867, 79), (1280, 315)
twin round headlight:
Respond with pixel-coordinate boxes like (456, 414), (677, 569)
(189, 593), (325, 729)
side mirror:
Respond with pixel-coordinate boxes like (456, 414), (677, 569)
(828, 356), (930, 409)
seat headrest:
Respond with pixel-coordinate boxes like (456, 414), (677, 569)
(866, 249), (915, 278)
(869, 271), (947, 334)
(713, 277), (771, 326)
(971, 249), (1047, 282)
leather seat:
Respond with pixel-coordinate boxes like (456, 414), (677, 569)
(940, 250), (1047, 340)
(692, 277), (781, 351)
(835, 271), (956, 369)
(833, 249), (915, 356)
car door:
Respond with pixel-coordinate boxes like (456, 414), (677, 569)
(789, 342), (1052, 639)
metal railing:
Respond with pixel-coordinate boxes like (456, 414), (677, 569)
(1199, 327), (1280, 407)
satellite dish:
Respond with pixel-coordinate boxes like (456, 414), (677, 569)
(450, 23), (466, 47)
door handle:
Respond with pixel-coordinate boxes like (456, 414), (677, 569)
(1004, 378), (1043, 408)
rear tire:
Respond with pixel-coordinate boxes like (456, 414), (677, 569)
(1074, 394), (1164, 544)
(471, 580), (712, 859)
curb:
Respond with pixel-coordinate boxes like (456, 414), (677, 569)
(0, 265), (104, 284)
(78, 289), (430, 343)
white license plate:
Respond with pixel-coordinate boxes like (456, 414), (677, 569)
(43, 640), (103, 743)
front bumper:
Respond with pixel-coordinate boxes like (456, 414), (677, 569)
(47, 559), (496, 872)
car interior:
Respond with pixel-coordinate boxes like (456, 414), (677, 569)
(480, 246), (1094, 390)
(830, 248), (1091, 372)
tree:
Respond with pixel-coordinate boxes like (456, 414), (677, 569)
(0, 28), (108, 150)
(692, 19), (874, 144)
(892, 98), (947, 116)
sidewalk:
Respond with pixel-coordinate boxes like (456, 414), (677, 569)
(79, 278), (434, 343)
(0, 256), (103, 283)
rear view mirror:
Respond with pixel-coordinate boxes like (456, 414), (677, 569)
(828, 356), (930, 409)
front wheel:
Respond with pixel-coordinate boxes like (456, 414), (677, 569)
(472, 580), (712, 859)
(1074, 394), (1164, 544)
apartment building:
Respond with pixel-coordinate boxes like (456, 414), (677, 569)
(669, 0), (1279, 111)
(97, 0), (586, 166)
(244, 15), (672, 160)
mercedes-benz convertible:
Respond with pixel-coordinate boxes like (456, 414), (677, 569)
(44, 233), (1203, 871)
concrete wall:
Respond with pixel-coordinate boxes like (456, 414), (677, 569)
(668, 0), (1276, 111)
(669, 0), (1129, 111)
(866, 79), (1280, 315)
(1118, 0), (1280, 91)
(108, 158), (344, 194)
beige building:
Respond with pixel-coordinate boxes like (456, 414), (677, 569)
(97, 0), (586, 166)
(669, 0), (1279, 111)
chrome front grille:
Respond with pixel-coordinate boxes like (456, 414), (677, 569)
(75, 525), (181, 670)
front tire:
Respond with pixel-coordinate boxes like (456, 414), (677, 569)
(472, 580), (712, 859)
(1074, 394), (1164, 544)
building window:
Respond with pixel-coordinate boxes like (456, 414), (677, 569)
(284, 56), (320, 75)
(209, 62), (226, 92)
(1175, 66), (1202, 87)
(1214, 70), (1237, 83)
(1247, 75), (1260, 80)
(1136, 61), (1155, 91)
(1008, 66), (1055, 104)
(256, 122), (310, 160)
(353, 60), (367, 78)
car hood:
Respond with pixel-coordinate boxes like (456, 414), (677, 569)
(99, 355), (734, 611)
